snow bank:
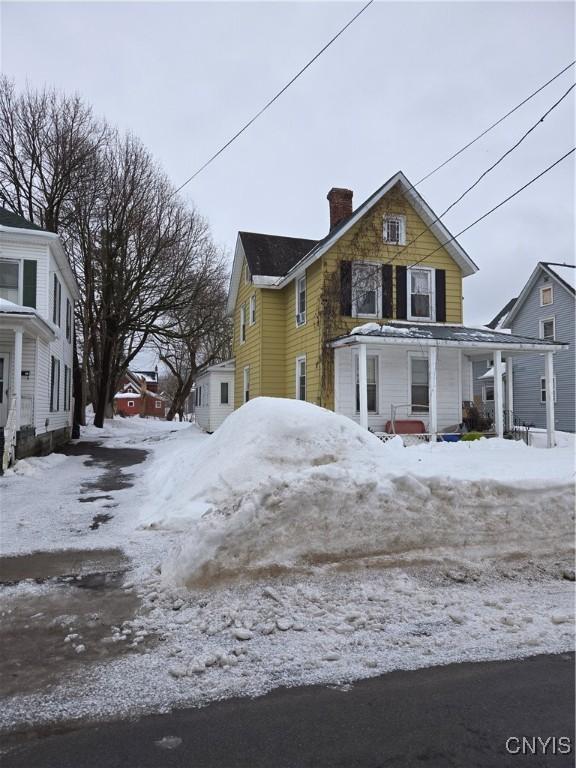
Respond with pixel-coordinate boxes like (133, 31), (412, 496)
(156, 399), (575, 588)
(142, 398), (397, 526)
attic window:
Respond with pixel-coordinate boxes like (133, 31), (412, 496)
(540, 286), (553, 306)
(383, 215), (405, 245)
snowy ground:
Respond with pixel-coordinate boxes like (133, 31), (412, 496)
(0, 402), (574, 734)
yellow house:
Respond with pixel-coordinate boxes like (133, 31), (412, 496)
(225, 172), (564, 443)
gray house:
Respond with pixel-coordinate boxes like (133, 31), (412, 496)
(485, 262), (575, 434)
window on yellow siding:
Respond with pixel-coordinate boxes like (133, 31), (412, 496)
(240, 304), (246, 343)
(243, 366), (250, 403)
(296, 356), (306, 400)
(249, 294), (256, 325)
(296, 276), (306, 326)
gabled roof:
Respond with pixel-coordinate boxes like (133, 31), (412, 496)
(0, 206), (44, 231)
(227, 171), (479, 314)
(486, 297), (517, 330)
(504, 262), (575, 327)
(239, 232), (318, 277)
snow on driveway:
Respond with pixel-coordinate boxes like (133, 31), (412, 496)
(0, 402), (573, 733)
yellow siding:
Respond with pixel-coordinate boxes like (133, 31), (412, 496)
(232, 261), (261, 409)
(283, 259), (324, 404)
(231, 184), (466, 412)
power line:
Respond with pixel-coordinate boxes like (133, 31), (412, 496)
(386, 81), (575, 265)
(414, 60), (575, 186)
(405, 147), (575, 270)
(174, 0), (374, 195)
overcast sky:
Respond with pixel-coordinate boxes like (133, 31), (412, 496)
(2, 1), (574, 348)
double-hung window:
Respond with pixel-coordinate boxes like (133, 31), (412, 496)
(540, 376), (557, 403)
(352, 263), (380, 318)
(50, 356), (60, 412)
(540, 317), (555, 341)
(240, 304), (246, 343)
(296, 356), (306, 400)
(53, 275), (62, 326)
(355, 355), (378, 413)
(483, 383), (494, 402)
(408, 267), (434, 320)
(220, 381), (229, 404)
(243, 366), (250, 403)
(410, 357), (429, 413)
(249, 294), (256, 325)
(0, 260), (19, 303)
(383, 215), (405, 245)
(296, 275), (306, 326)
(66, 299), (72, 342)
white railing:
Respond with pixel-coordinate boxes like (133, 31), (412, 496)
(20, 396), (34, 427)
(2, 395), (17, 471)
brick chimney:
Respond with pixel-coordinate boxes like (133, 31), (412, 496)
(327, 187), (353, 231)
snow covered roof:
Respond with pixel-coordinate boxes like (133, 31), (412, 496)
(0, 298), (56, 341)
(331, 322), (568, 352)
(478, 363), (507, 380)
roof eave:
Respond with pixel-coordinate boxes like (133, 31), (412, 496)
(331, 333), (568, 353)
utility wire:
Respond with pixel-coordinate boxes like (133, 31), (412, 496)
(174, 0), (374, 194)
(405, 147), (575, 270)
(386, 82), (575, 265)
(414, 60), (575, 186)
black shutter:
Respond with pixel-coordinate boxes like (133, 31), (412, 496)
(435, 269), (446, 322)
(382, 264), (393, 318)
(340, 261), (352, 316)
(23, 260), (37, 308)
(396, 265), (407, 319)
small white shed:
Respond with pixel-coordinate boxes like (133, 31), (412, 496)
(194, 360), (235, 432)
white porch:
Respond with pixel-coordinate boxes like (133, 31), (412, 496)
(332, 323), (567, 448)
(0, 301), (56, 469)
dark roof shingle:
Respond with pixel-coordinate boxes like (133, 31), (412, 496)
(239, 231), (318, 277)
(0, 207), (44, 232)
(486, 297), (517, 329)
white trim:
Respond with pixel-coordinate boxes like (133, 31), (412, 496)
(383, 214), (406, 246)
(296, 274), (307, 326)
(539, 284), (554, 307)
(358, 343), (368, 429)
(127, 400), (135, 408)
(0, 258), (23, 304)
(428, 346), (438, 439)
(544, 352), (556, 447)
(407, 266), (435, 322)
(539, 316), (555, 341)
(295, 355), (306, 400)
(331, 334), (567, 353)
(493, 351), (504, 438)
(353, 350), (379, 414)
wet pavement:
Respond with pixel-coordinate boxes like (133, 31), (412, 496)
(0, 439), (150, 701)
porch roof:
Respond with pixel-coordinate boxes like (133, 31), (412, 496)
(329, 322), (569, 353)
(0, 299), (56, 342)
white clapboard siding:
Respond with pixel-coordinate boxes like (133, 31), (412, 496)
(335, 345), (461, 431)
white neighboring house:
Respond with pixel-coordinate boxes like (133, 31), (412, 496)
(0, 208), (80, 470)
(194, 360), (235, 433)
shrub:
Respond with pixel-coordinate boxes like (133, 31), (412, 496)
(461, 431), (483, 441)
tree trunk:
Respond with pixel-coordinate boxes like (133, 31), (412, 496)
(94, 332), (114, 428)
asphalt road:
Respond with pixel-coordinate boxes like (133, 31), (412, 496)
(2, 653), (574, 768)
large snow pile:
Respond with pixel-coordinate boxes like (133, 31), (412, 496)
(153, 399), (575, 588)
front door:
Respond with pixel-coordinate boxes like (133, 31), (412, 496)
(0, 352), (10, 427)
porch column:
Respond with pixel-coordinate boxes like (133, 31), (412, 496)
(493, 350), (504, 438)
(506, 357), (514, 431)
(14, 327), (23, 430)
(358, 342), (368, 430)
(545, 351), (556, 448)
(428, 345), (438, 440)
